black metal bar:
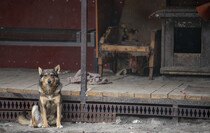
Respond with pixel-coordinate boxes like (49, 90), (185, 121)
(173, 104), (179, 123)
(80, 0), (88, 104)
(1, 99), (210, 122)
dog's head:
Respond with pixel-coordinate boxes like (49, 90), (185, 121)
(38, 65), (61, 89)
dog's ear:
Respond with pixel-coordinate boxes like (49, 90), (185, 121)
(38, 67), (42, 76)
(54, 65), (60, 74)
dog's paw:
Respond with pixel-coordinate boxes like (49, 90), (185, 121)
(32, 125), (38, 128)
(57, 125), (63, 128)
(42, 124), (50, 128)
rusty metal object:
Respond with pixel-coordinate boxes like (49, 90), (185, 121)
(62, 103), (116, 122)
(0, 100), (116, 122)
(0, 111), (28, 121)
(0, 100), (37, 110)
(0, 99), (210, 122)
(179, 107), (210, 119)
(197, 2), (210, 20)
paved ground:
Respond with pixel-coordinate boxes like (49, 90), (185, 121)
(1, 116), (210, 133)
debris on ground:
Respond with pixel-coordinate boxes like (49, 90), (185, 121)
(67, 69), (111, 85)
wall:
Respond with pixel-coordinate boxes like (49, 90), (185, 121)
(0, 0), (95, 30)
(97, 0), (124, 39)
(0, 0), (96, 71)
(0, 0), (164, 70)
(120, 0), (166, 44)
(0, 45), (94, 70)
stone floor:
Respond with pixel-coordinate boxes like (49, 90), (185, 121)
(0, 68), (210, 101)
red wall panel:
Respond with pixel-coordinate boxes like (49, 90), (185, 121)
(0, 45), (95, 71)
(0, 0), (123, 71)
(0, 0), (95, 30)
(0, 0), (96, 71)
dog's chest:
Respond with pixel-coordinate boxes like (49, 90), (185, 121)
(45, 100), (57, 114)
(46, 102), (57, 115)
(46, 101), (56, 108)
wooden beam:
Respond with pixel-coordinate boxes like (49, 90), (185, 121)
(98, 57), (103, 75)
(149, 31), (155, 80)
(101, 44), (150, 52)
(1, 92), (210, 106)
(161, 67), (210, 73)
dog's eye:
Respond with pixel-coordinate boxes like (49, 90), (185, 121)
(50, 74), (55, 77)
(44, 75), (47, 78)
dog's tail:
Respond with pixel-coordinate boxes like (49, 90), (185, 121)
(17, 112), (30, 125)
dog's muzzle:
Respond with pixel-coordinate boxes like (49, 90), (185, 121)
(47, 79), (52, 84)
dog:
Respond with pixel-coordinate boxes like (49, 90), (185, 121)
(18, 65), (63, 128)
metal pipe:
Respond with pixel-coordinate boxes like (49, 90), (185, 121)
(80, 0), (87, 104)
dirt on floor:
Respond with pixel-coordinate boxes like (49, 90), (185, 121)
(0, 116), (210, 133)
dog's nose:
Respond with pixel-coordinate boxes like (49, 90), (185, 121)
(47, 79), (52, 84)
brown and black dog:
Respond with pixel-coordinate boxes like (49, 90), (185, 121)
(18, 65), (63, 128)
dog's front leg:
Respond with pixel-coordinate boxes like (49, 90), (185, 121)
(40, 96), (49, 128)
(54, 95), (63, 128)
(56, 104), (63, 128)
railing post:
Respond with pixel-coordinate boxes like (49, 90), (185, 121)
(81, 0), (87, 104)
(173, 104), (179, 123)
